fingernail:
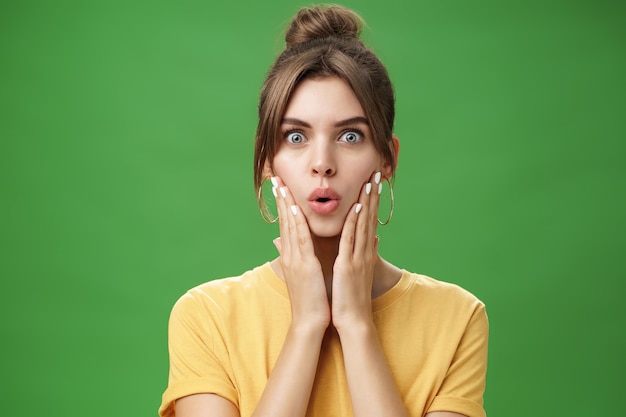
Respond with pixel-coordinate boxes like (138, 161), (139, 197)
(378, 182), (383, 195)
(272, 187), (277, 198)
(280, 187), (286, 198)
(355, 203), (362, 214)
(290, 205), (298, 215)
(365, 183), (372, 195)
(271, 177), (278, 187)
(374, 172), (381, 184)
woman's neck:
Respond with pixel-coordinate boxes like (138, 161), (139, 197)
(310, 235), (340, 281)
(271, 234), (402, 300)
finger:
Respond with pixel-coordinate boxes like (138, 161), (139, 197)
(272, 177), (292, 260)
(279, 184), (315, 258)
(272, 179), (313, 262)
(367, 171), (383, 249)
(353, 176), (375, 256)
(338, 202), (362, 261)
(294, 210), (315, 260)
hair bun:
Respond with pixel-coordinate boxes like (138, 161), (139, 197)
(285, 5), (363, 47)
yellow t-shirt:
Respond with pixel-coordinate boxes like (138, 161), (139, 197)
(159, 263), (488, 417)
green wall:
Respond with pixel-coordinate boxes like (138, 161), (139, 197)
(1, 0), (624, 415)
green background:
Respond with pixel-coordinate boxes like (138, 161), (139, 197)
(1, 0), (624, 415)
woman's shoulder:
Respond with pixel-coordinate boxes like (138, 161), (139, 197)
(402, 269), (485, 309)
(171, 263), (274, 314)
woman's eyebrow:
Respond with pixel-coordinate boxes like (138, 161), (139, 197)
(281, 117), (311, 127)
(281, 116), (369, 127)
(334, 116), (369, 127)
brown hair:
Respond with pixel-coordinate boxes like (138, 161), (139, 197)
(253, 4), (396, 190)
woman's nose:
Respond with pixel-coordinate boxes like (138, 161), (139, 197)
(311, 142), (336, 177)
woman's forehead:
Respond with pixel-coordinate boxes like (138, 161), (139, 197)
(283, 77), (366, 123)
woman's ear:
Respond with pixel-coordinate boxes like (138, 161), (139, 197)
(262, 159), (273, 179)
(383, 135), (400, 179)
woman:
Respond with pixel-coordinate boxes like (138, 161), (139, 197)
(159, 5), (488, 417)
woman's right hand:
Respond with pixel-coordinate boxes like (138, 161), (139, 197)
(271, 176), (331, 331)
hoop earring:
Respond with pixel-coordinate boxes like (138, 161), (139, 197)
(378, 176), (395, 226)
(257, 177), (278, 224)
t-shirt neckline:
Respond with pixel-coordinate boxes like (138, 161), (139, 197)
(258, 262), (412, 313)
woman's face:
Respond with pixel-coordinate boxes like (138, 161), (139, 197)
(270, 76), (389, 237)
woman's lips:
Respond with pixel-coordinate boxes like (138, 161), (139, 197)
(307, 188), (341, 215)
(308, 199), (340, 215)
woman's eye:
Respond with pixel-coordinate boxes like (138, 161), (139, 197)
(340, 131), (362, 143)
(286, 132), (305, 144)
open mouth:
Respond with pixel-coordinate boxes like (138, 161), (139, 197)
(308, 188), (341, 215)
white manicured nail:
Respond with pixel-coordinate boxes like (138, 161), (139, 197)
(374, 172), (381, 184)
(271, 177), (278, 188)
(280, 187), (286, 198)
(272, 187), (277, 198)
(290, 205), (298, 215)
(378, 182), (383, 195)
(365, 183), (372, 195)
(355, 203), (362, 214)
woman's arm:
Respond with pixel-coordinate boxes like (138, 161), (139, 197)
(426, 413), (467, 417)
(176, 180), (329, 417)
(338, 325), (470, 417)
(332, 175), (409, 417)
(249, 181), (330, 417)
(175, 394), (238, 417)
(337, 321), (410, 417)
(175, 322), (326, 417)
(250, 322), (327, 417)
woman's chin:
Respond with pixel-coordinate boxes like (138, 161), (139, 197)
(308, 219), (344, 239)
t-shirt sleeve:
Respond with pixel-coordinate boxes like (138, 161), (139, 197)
(427, 303), (489, 417)
(158, 291), (238, 417)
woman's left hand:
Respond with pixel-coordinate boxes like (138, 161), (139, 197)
(331, 171), (382, 331)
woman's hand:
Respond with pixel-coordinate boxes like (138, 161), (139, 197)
(330, 172), (410, 417)
(331, 171), (382, 331)
(272, 176), (331, 331)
